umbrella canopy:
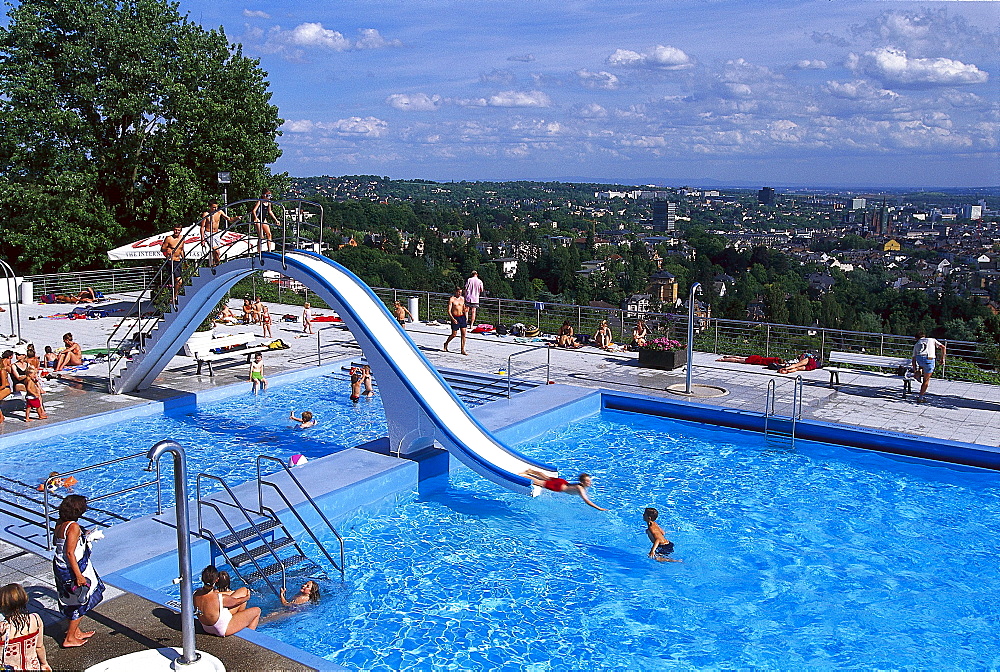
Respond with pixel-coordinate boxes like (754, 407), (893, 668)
(107, 228), (262, 261)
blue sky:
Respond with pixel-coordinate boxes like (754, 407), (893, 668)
(123, 1), (1000, 185)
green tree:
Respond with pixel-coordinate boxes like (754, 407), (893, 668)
(0, 0), (284, 273)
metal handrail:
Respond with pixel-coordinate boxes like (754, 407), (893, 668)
(196, 472), (287, 596)
(24, 266), (157, 299)
(0, 259), (22, 341)
(764, 376), (804, 447)
(255, 455), (345, 577)
(43, 452), (160, 550)
(196, 498), (281, 599)
(506, 345), (552, 397)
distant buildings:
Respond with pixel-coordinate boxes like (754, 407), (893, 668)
(652, 200), (676, 232)
(961, 204), (983, 221)
(757, 187), (776, 206)
(850, 198), (866, 210)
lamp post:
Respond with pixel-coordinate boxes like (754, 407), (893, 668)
(685, 282), (702, 395)
(217, 172), (231, 206)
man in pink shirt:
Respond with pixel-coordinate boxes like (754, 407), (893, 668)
(463, 270), (484, 329)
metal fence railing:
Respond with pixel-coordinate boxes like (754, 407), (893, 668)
(370, 288), (999, 385)
(21, 265), (999, 385)
(25, 266), (157, 298)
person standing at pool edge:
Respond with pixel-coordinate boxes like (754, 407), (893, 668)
(520, 469), (607, 510)
(463, 270), (484, 329)
(912, 330), (946, 403)
(644, 508), (681, 562)
(52, 495), (105, 647)
(249, 353), (267, 394)
(443, 287), (468, 355)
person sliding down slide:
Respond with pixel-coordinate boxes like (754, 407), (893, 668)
(520, 469), (607, 510)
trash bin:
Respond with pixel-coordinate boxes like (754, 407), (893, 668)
(19, 280), (33, 305)
(407, 297), (420, 324)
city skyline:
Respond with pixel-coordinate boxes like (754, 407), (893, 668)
(87, 1), (1000, 186)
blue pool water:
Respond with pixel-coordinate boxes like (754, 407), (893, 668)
(259, 410), (1000, 669)
(0, 373), (387, 514)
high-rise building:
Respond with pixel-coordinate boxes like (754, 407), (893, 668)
(961, 204), (983, 221)
(850, 198), (866, 210)
(757, 187), (776, 206)
(652, 200), (676, 232)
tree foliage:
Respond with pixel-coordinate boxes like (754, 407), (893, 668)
(0, 0), (284, 272)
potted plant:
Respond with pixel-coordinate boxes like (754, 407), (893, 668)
(638, 336), (687, 371)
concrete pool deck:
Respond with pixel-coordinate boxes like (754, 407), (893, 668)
(1, 293), (998, 670)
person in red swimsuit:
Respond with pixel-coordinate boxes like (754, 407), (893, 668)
(520, 469), (607, 511)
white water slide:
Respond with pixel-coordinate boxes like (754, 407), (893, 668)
(113, 250), (557, 495)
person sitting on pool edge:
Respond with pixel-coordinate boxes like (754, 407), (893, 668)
(279, 580), (321, 606)
(193, 565), (260, 637)
(520, 469), (607, 511)
(644, 507), (681, 563)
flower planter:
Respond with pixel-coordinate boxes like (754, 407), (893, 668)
(638, 349), (687, 371)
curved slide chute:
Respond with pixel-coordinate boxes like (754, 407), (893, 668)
(114, 251), (556, 495)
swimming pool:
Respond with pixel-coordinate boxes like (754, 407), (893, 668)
(0, 371), (387, 516)
(254, 409), (1000, 669)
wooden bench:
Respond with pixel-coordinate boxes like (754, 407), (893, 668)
(827, 351), (913, 396)
(183, 331), (271, 376)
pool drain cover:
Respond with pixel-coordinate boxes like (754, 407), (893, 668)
(665, 383), (729, 398)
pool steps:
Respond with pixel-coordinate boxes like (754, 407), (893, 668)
(339, 361), (540, 407)
(196, 470), (340, 599)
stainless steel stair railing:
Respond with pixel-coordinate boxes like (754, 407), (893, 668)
(256, 455), (345, 578)
(196, 473), (286, 597)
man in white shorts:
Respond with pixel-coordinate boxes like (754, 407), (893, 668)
(911, 330), (946, 403)
(200, 201), (237, 267)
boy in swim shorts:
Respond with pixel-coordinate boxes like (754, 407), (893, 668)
(644, 507), (681, 562)
(249, 353), (267, 394)
(520, 469), (607, 511)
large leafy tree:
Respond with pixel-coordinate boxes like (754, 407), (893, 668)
(0, 0), (284, 272)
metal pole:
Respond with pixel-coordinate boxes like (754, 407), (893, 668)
(685, 283), (702, 395)
(146, 440), (200, 666)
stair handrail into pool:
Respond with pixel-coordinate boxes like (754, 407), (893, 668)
(763, 376), (805, 448)
(195, 472), (286, 598)
(256, 455), (345, 579)
(104, 197), (324, 393)
(507, 345), (552, 397)
(0, 476), (123, 538)
(43, 452), (161, 550)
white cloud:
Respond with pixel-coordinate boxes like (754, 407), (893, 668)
(386, 93), (442, 112)
(243, 9), (270, 19)
(282, 119), (317, 133)
(283, 117), (388, 137)
(330, 117), (388, 137)
(576, 69), (620, 90)
(507, 54), (536, 63)
(487, 90), (551, 108)
(355, 28), (401, 49)
(283, 23), (352, 50)
(574, 103), (608, 119)
(824, 79), (899, 101)
(850, 47), (988, 87)
(454, 98), (488, 107)
(794, 60), (827, 70)
(262, 24), (402, 59)
(607, 45), (693, 70)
